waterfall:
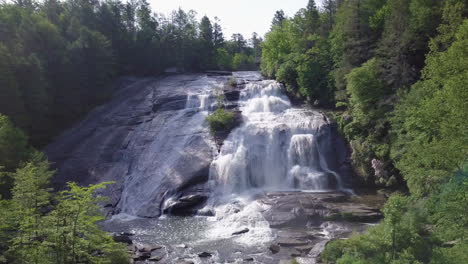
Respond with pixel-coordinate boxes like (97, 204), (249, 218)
(210, 79), (342, 194)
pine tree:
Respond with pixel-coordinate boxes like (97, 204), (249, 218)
(8, 153), (53, 264)
(213, 17), (225, 49)
(46, 182), (128, 264)
(199, 16), (214, 69)
(271, 10), (286, 29)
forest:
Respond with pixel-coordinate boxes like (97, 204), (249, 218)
(0, 0), (467, 263)
(261, 0), (467, 263)
(0, 0), (261, 263)
(0, 0), (262, 148)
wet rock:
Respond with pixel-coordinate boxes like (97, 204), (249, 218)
(269, 244), (280, 254)
(175, 244), (188, 249)
(244, 257), (254, 261)
(127, 244), (137, 253)
(224, 90), (241, 102)
(136, 244), (162, 252)
(45, 75), (216, 218)
(206, 71), (232, 76)
(163, 194), (208, 216)
(276, 238), (310, 247)
(264, 211), (298, 228)
(133, 251), (151, 260)
(176, 260), (194, 264)
(295, 245), (314, 254)
(307, 240), (329, 259)
(290, 248), (302, 257)
(197, 208), (215, 216)
(148, 255), (163, 262)
(232, 228), (250, 235)
(113, 233), (133, 244)
(295, 257), (315, 264)
(198, 252), (213, 258)
(277, 230), (315, 240)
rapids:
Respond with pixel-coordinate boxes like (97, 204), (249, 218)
(46, 72), (374, 264)
(209, 78), (342, 196)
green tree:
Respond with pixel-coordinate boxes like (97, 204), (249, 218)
(46, 182), (128, 264)
(393, 18), (468, 197)
(8, 154), (53, 264)
(0, 115), (31, 199)
(199, 15), (215, 69)
(213, 17), (225, 49)
(271, 10), (286, 29)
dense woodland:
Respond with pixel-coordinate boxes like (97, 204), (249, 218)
(0, 0), (262, 263)
(261, 0), (467, 263)
(0, 0), (261, 148)
(0, 0), (467, 263)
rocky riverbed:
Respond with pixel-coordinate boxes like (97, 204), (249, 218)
(105, 191), (384, 264)
(45, 72), (385, 263)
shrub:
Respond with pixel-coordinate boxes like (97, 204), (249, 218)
(226, 77), (237, 87)
(206, 109), (235, 134)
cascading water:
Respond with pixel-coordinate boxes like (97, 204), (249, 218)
(210, 79), (342, 195)
(202, 74), (346, 258)
(96, 73), (355, 263)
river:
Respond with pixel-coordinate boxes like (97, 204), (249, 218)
(45, 72), (382, 264)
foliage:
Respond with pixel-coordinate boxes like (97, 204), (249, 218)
(0, 115), (30, 173)
(232, 53), (256, 70)
(206, 109), (235, 134)
(0, 1), (261, 147)
(44, 182), (128, 264)
(392, 17), (468, 197)
(0, 156), (128, 264)
(261, 3), (334, 106)
(0, 114), (31, 199)
(262, 1), (467, 263)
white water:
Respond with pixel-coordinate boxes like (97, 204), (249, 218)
(210, 79), (341, 195)
(203, 77), (344, 251)
(103, 74), (347, 262)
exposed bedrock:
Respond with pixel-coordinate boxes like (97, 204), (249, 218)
(45, 74), (221, 218)
(44, 72), (354, 220)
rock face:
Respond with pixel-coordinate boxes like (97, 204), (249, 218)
(45, 75), (222, 217)
(260, 191), (383, 260)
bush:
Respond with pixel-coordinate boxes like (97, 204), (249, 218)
(226, 77), (237, 87)
(346, 58), (386, 110)
(206, 109), (235, 134)
(276, 58), (298, 93)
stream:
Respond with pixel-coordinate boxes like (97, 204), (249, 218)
(45, 72), (383, 264)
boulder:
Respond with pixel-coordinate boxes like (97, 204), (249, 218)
(198, 252), (213, 258)
(163, 194), (208, 216)
(133, 251), (151, 261)
(148, 255), (163, 262)
(197, 208), (215, 216)
(290, 248), (302, 257)
(232, 228), (250, 235)
(269, 244), (280, 254)
(113, 233), (133, 244)
(276, 238), (310, 247)
(136, 244), (163, 252)
(176, 260), (195, 264)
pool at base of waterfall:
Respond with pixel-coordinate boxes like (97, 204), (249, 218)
(103, 191), (383, 264)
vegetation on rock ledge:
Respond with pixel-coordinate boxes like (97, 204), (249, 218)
(206, 108), (235, 135)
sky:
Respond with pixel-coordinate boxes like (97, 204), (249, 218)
(149, 0), (322, 39)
